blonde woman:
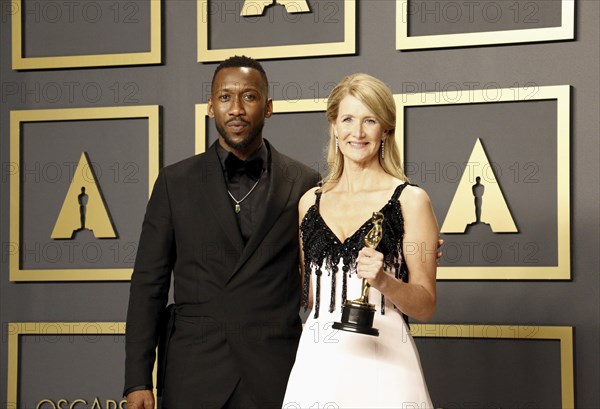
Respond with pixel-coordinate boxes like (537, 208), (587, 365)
(284, 74), (438, 408)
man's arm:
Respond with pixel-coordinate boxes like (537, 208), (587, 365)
(124, 170), (176, 395)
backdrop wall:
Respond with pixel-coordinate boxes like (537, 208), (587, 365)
(1, 1), (598, 408)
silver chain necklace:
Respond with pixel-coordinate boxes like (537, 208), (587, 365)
(227, 177), (261, 213)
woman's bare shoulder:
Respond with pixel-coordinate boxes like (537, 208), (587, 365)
(399, 184), (432, 210)
(299, 186), (320, 215)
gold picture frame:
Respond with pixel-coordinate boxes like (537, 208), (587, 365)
(412, 324), (574, 408)
(10, 106), (160, 281)
(6, 322), (157, 408)
(397, 85), (570, 280)
(197, 0), (356, 62)
(12, 0), (162, 70)
(396, 0), (575, 50)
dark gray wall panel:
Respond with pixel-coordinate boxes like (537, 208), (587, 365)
(19, 334), (126, 408)
(416, 337), (562, 408)
(407, 0), (563, 36)
(406, 100), (558, 267)
(23, 0), (152, 57)
(209, 0), (345, 49)
(20, 119), (148, 270)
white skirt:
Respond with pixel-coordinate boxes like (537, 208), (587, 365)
(283, 270), (433, 409)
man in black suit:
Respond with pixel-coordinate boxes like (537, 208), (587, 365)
(124, 56), (320, 409)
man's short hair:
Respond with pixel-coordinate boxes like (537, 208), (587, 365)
(211, 55), (269, 94)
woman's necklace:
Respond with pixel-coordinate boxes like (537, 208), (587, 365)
(227, 178), (261, 213)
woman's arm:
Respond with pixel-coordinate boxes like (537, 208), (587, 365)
(358, 186), (438, 322)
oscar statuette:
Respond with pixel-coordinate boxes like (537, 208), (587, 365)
(332, 212), (384, 337)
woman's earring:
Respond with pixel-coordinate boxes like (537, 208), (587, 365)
(335, 135), (339, 154)
(380, 139), (385, 160)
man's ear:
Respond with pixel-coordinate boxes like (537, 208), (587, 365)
(207, 98), (215, 118)
(265, 98), (273, 118)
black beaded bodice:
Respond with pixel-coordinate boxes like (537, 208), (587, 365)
(300, 183), (412, 321)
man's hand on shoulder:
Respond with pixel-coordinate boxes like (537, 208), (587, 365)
(126, 390), (154, 409)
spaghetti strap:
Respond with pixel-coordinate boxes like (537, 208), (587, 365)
(314, 190), (323, 209)
(391, 181), (412, 201)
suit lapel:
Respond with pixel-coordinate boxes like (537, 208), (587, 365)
(196, 143), (245, 254)
(228, 142), (293, 282)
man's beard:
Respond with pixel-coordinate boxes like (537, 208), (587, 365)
(216, 119), (265, 152)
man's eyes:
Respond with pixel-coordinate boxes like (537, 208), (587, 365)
(217, 93), (258, 101)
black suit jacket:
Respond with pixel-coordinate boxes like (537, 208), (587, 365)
(124, 140), (319, 408)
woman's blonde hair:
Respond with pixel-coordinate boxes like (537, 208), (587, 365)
(320, 73), (406, 191)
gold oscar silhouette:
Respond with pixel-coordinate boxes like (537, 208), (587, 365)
(51, 152), (117, 239)
(441, 138), (517, 233)
(241, 0), (310, 16)
(332, 212), (383, 337)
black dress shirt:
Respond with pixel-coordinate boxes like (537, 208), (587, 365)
(216, 141), (270, 244)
